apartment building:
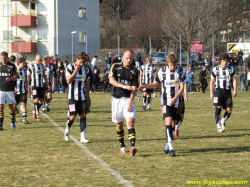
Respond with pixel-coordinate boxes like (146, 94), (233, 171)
(0, 0), (101, 62)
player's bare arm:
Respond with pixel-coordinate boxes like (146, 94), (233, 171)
(109, 77), (133, 90)
(66, 65), (81, 84)
(184, 83), (188, 103)
(232, 77), (237, 97)
(171, 82), (184, 106)
(127, 87), (137, 112)
(27, 73), (31, 94)
(210, 77), (215, 100)
(138, 81), (158, 92)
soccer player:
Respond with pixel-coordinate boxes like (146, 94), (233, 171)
(109, 50), (139, 156)
(64, 52), (91, 143)
(138, 53), (186, 157)
(42, 58), (55, 113)
(14, 57), (30, 124)
(27, 55), (50, 121)
(0, 51), (19, 130)
(210, 53), (237, 132)
(140, 57), (157, 110)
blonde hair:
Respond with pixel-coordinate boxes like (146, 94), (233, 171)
(146, 57), (152, 63)
(167, 53), (178, 64)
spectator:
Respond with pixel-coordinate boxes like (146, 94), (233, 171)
(92, 66), (99, 93)
(91, 55), (97, 71)
(103, 70), (111, 92)
(232, 55), (239, 74)
(228, 54), (233, 66)
(50, 56), (54, 64)
(244, 54), (250, 70)
(134, 52), (141, 69)
(238, 49), (243, 65)
(199, 66), (207, 93)
(204, 55), (211, 73)
(186, 65), (195, 93)
(54, 54), (59, 64)
(189, 54), (195, 72)
(239, 70), (247, 92)
(198, 51), (202, 67)
(107, 53), (112, 71)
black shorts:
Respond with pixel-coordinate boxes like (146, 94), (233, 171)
(143, 89), (153, 93)
(177, 95), (185, 116)
(68, 99), (88, 116)
(32, 86), (45, 99)
(15, 93), (27, 104)
(161, 105), (179, 120)
(43, 83), (52, 93)
(214, 89), (233, 109)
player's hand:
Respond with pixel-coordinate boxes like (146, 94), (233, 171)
(170, 97), (177, 106)
(184, 96), (188, 104)
(137, 85), (144, 92)
(233, 90), (237, 97)
(127, 102), (133, 112)
(75, 65), (82, 72)
(122, 85), (132, 90)
(210, 93), (214, 100)
(6, 77), (11, 82)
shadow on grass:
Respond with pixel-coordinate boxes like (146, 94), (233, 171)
(185, 146), (250, 154)
(181, 133), (250, 140)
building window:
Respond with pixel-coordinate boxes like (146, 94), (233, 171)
(31, 29), (48, 41)
(79, 32), (86, 43)
(79, 7), (86, 19)
(3, 30), (13, 42)
(2, 4), (12, 16)
(31, 3), (48, 15)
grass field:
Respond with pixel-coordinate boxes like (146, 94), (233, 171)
(0, 90), (249, 187)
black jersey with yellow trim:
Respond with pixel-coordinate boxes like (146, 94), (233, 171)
(0, 61), (19, 91)
(109, 62), (138, 98)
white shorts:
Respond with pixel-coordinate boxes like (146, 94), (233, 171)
(0, 91), (16, 105)
(112, 97), (136, 123)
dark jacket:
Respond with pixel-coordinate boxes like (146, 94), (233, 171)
(199, 70), (207, 81)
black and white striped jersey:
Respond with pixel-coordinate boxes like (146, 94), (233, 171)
(155, 65), (186, 107)
(28, 63), (45, 88)
(16, 68), (27, 94)
(140, 64), (157, 84)
(211, 65), (235, 90)
(43, 65), (55, 85)
(66, 63), (91, 101)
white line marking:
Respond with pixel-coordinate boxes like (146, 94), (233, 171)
(27, 102), (133, 187)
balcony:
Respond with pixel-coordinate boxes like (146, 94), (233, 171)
(11, 0), (34, 2)
(11, 9), (37, 27)
(11, 38), (37, 53)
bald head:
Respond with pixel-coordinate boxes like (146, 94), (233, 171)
(36, 54), (42, 64)
(123, 50), (134, 68)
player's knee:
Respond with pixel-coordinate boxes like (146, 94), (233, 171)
(227, 109), (232, 115)
(215, 107), (221, 115)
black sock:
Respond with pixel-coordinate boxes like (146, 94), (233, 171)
(143, 96), (146, 106)
(0, 111), (4, 126)
(66, 118), (74, 128)
(10, 112), (15, 123)
(223, 112), (231, 121)
(128, 128), (136, 147)
(80, 118), (87, 132)
(116, 129), (125, 148)
(47, 99), (52, 105)
(148, 97), (152, 108)
(215, 107), (221, 124)
(166, 125), (173, 142)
